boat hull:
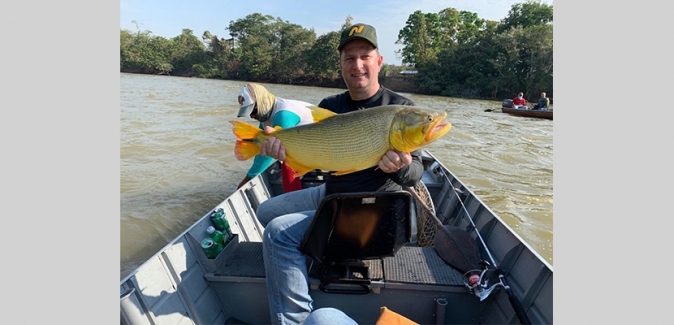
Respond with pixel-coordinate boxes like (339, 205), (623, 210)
(501, 98), (553, 120)
(120, 150), (553, 325)
(502, 107), (553, 120)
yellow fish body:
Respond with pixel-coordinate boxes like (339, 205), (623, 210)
(230, 105), (451, 177)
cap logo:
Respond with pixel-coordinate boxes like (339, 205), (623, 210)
(348, 25), (365, 36)
(238, 95), (244, 105)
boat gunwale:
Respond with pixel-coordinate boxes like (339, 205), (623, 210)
(423, 150), (552, 272)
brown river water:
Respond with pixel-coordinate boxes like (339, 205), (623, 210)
(120, 72), (553, 280)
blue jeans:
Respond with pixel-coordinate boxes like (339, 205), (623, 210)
(304, 308), (358, 325)
(259, 184), (358, 324)
(256, 184), (326, 228)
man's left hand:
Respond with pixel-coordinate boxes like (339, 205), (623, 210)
(378, 151), (411, 173)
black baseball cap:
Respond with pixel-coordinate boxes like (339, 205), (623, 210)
(338, 23), (378, 51)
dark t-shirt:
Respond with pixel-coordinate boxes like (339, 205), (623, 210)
(317, 86), (424, 195)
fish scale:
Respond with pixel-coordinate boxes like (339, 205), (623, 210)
(231, 105), (451, 176)
(274, 107), (399, 172)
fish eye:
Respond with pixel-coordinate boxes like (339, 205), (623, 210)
(427, 115), (433, 122)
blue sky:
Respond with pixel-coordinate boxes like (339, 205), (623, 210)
(120, 0), (553, 66)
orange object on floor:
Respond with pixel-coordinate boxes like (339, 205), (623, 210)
(375, 306), (419, 325)
(281, 161), (302, 193)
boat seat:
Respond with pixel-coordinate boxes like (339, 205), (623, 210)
(299, 191), (413, 294)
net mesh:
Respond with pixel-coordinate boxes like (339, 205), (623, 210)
(413, 182), (437, 247)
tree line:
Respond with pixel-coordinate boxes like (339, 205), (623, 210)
(120, 0), (552, 100)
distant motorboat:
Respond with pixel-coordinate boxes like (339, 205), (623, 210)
(500, 99), (553, 120)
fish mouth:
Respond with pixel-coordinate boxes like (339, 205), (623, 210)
(425, 114), (452, 142)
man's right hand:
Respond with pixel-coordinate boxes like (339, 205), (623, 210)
(259, 126), (286, 160)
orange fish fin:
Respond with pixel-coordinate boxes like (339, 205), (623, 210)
(230, 120), (261, 140)
(234, 140), (260, 161)
(283, 157), (314, 177)
(308, 106), (337, 122)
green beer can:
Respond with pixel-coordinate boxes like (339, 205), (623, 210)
(210, 208), (227, 231)
(207, 226), (226, 245)
(200, 238), (223, 259)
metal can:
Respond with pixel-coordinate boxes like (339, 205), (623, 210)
(207, 226), (226, 245)
(221, 216), (233, 238)
(209, 208), (227, 231)
(200, 238), (223, 259)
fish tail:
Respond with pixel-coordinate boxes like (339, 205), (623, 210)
(234, 140), (260, 161)
(230, 120), (261, 140)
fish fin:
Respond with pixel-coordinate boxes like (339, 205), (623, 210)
(308, 106), (337, 122)
(230, 120), (261, 140)
(390, 129), (412, 152)
(234, 140), (260, 161)
(283, 156), (314, 177)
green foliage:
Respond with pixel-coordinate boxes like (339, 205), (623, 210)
(200, 31), (239, 79)
(120, 28), (173, 74)
(223, 13), (318, 82)
(493, 24), (553, 97)
(121, 26), (212, 76)
(226, 13), (278, 80)
(305, 32), (341, 81)
(499, 0), (553, 32)
(170, 29), (208, 76)
(396, 1), (553, 98)
(273, 23), (317, 82)
(120, 2), (552, 100)
(396, 10), (441, 66)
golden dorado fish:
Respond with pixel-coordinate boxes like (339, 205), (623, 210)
(230, 105), (451, 177)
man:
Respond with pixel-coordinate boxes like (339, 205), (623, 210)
(532, 92), (550, 110)
(512, 92), (528, 109)
(235, 83), (314, 192)
(255, 23), (423, 324)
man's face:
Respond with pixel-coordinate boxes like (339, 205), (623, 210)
(339, 39), (382, 93)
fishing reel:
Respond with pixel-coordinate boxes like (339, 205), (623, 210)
(464, 261), (504, 301)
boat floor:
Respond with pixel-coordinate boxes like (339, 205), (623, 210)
(207, 240), (477, 324)
(214, 241), (466, 287)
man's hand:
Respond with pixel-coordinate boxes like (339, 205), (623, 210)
(378, 150), (412, 173)
(259, 126), (286, 161)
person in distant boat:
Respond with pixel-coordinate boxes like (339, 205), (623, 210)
(234, 83), (314, 193)
(532, 92), (550, 110)
(253, 23), (422, 325)
(512, 92), (528, 109)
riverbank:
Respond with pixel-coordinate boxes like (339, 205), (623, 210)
(120, 69), (421, 95)
(120, 70), (548, 102)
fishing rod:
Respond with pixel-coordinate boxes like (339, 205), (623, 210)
(431, 161), (532, 325)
